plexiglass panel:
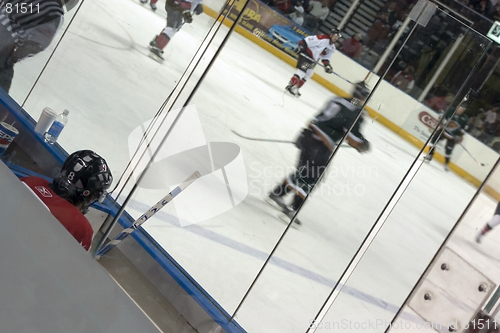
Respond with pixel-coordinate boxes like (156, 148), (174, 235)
(232, 4), (494, 333)
(3, 0), (500, 332)
(6, 0), (226, 180)
(388, 160), (500, 333)
(114, 16), (342, 315)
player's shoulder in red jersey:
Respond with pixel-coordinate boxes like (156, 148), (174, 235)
(21, 176), (93, 251)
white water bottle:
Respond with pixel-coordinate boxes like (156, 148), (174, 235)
(44, 109), (69, 144)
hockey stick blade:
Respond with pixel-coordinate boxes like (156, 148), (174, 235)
(231, 129), (296, 144)
(95, 171), (201, 259)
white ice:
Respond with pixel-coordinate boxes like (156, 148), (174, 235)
(9, 0), (500, 332)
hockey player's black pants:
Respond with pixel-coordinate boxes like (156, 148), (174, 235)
(428, 128), (456, 158)
(272, 129), (331, 208)
(165, 4), (184, 29)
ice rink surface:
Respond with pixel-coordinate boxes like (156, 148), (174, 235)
(8, 0), (500, 332)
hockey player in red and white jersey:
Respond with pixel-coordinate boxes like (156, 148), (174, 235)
(21, 150), (113, 251)
(286, 29), (341, 97)
(148, 0), (204, 60)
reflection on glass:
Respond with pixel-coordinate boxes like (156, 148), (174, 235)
(0, 1), (78, 103)
(8, 0), (224, 181)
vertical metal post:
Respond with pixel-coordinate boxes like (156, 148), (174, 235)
(372, 16), (412, 74)
(372, 0), (436, 75)
(337, 0), (361, 30)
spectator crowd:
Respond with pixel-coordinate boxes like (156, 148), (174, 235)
(262, 0), (500, 155)
(264, 0), (333, 33)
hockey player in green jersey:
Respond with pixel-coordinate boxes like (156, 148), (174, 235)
(425, 104), (469, 171)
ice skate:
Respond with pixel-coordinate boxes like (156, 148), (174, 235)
(149, 46), (164, 62)
(150, 2), (157, 10)
(444, 164), (450, 172)
(285, 84), (297, 96)
(476, 232), (483, 244)
(278, 206), (302, 226)
(148, 37), (164, 62)
(424, 154), (432, 162)
(265, 192), (287, 210)
(140, 0), (147, 3)
(149, 36), (162, 49)
(285, 84), (301, 97)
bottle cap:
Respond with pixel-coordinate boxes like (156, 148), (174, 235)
(63, 109), (70, 115)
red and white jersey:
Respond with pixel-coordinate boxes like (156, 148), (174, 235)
(178, 0), (203, 11)
(304, 34), (336, 62)
(189, 0), (203, 11)
(21, 176), (93, 251)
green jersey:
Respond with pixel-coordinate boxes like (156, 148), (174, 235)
(443, 107), (469, 136)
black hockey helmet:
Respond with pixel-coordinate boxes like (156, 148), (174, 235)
(53, 150), (113, 208)
(353, 81), (370, 101)
(330, 28), (342, 38)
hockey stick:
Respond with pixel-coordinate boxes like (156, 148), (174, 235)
(231, 129), (296, 144)
(299, 53), (354, 84)
(459, 143), (486, 166)
(94, 171), (201, 259)
(231, 129), (355, 149)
